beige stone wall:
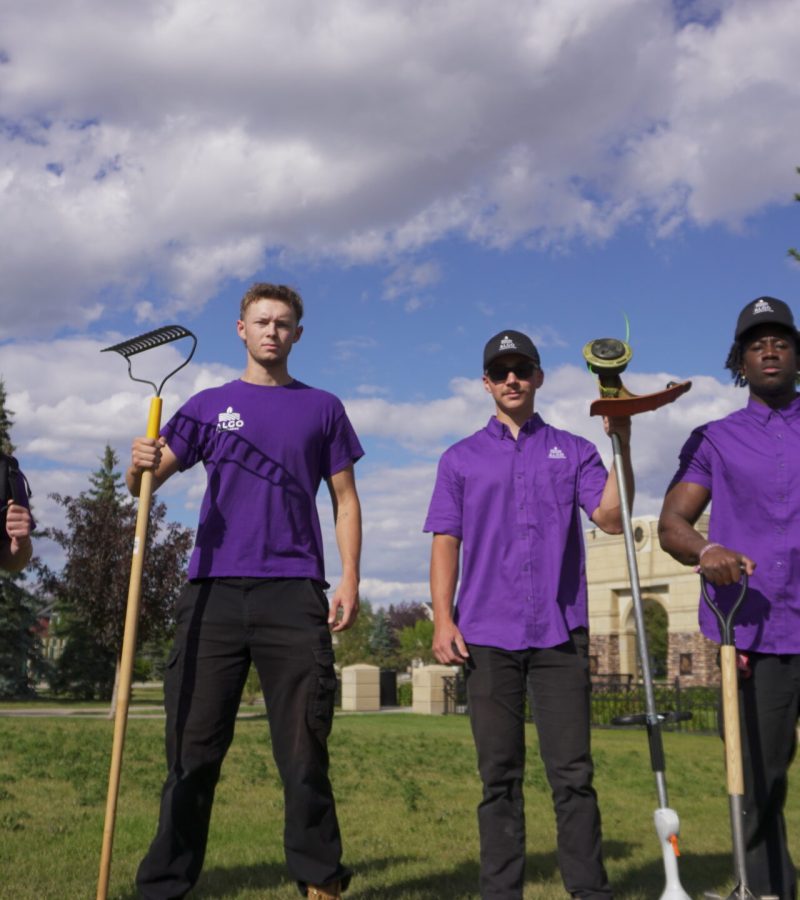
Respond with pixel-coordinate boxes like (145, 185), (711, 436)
(585, 514), (719, 686)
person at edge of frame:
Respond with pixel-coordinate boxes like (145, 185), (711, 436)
(0, 453), (33, 574)
(659, 296), (800, 900)
(126, 283), (363, 900)
(423, 329), (633, 900)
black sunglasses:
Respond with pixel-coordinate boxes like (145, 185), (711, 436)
(485, 361), (537, 383)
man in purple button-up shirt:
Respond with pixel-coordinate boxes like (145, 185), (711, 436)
(424, 329), (633, 900)
(659, 296), (800, 899)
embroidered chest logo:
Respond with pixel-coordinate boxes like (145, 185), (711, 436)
(548, 445), (566, 459)
(753, 298), (774, 315)
(499, 335), (518, 351)
(217, 406), (245, 431)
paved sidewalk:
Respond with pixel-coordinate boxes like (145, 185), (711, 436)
(0, 704), (415, 719)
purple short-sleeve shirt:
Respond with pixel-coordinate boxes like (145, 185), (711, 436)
(670, 394), (800, 653)
(162, 379), (364, 582)
(424, 414), (608, 651)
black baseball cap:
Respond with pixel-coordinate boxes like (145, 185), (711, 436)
(735, 296), (798, 340)
(483, 330), (540, 370)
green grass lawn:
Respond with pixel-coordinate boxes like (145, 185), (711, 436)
(0, 713), (797, 899)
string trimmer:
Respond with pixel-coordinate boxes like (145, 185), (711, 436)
(583, 329), (692, 900)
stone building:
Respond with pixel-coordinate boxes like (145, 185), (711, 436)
(585, 514), (720, 687)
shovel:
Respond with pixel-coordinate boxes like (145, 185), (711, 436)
(701, 574), (778, 900)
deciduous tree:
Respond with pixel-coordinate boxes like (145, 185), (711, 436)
(39, 446), (193, 707)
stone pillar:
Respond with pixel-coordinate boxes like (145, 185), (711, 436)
(340, 663), (380, 712)
(412, 665), (455, 715)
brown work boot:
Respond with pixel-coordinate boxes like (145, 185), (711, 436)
(307, 882), (341, 900)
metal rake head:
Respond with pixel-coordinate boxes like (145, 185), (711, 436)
(102, 324), (197, 396)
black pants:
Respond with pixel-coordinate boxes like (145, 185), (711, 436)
(465, 632), (612, 900)
(136, 578), (350, 899)
(733, 652), (800, 899)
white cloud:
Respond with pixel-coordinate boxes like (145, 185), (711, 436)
(382, 260), (442, 301)
(2, 336), (237, 468)
(2, 0), (799, 335)
(345, 376), (489, 455)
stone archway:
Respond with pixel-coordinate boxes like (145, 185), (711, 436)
(619, 595), (669, 681)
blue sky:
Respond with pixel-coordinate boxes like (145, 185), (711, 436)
(2, 0), (799, 603)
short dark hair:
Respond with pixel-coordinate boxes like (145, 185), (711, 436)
(240, 283), (304, 323)
(724, 330), (800, 387)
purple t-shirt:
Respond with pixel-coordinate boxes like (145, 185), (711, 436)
(424, 414), (608, 651)
(670, 394), (800, 654)
(162, 379), (364, 582)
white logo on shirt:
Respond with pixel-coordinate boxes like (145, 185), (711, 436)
(753, 298), (774, 315)
(217, 406), (245, 431)
(499, 335), (517, 351)
(548, 446), (566, 459)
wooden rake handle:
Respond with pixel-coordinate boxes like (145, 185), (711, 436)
(97, 396), (162, 900)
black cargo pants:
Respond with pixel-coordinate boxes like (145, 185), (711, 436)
(136, 577), (350, 899)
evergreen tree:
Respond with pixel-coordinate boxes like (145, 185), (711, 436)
(38, 445), (194, 702)
(368, 608), (398, 667)
(0, 577), (44, 697)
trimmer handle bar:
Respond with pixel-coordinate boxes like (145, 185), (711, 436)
(612, 711), (693, 727)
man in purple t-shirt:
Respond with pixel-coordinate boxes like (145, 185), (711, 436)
(659, 296), (800, 899)
(424, 330), (633, 900)
(127, 283), (363, 900)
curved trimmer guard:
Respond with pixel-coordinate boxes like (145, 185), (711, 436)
(589, 379), (692, 418)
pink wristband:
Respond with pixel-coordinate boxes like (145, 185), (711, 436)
(698, 542), (723, 561)
(694, 542), (723, 572)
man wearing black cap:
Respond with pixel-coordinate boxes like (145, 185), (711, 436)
(659, 297), (800, 898)
(425, 330), (633, 899)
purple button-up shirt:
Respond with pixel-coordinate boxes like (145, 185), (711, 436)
(424, 414), (609, 651)
(670, 394), (800, 654)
